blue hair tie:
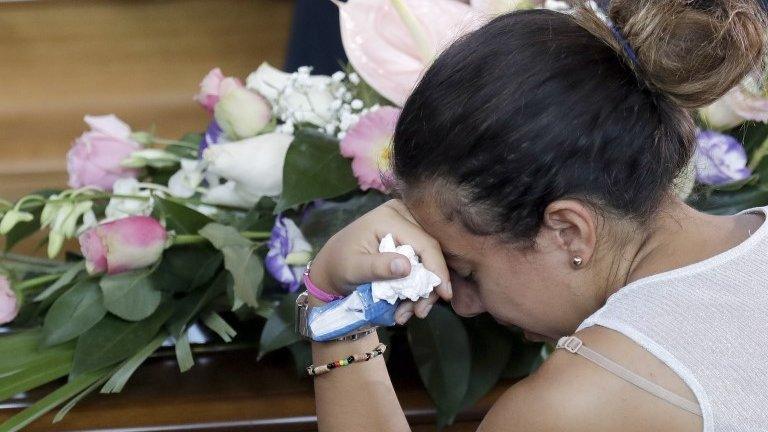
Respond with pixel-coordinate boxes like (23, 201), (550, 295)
(609, 24), (639, 66)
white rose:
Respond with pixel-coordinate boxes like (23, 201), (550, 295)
(168, 159), (205, 199)
(214, 86), (272, 140)
(202, 133), (293, 207)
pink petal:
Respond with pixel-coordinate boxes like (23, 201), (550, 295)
(340, 107), (401, 192)
(339, 0), (482, 106)
(84, 114), (133, 139)
(79, 228), (109, 274)
(100, 216), (167, 275)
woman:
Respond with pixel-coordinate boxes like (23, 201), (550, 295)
(304, 0), (767, 430)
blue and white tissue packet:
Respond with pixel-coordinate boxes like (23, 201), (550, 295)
(308, 283), (398, 341)
(307, 234), (442, 342)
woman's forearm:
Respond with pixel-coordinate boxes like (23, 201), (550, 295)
(310, 299), (410, 431)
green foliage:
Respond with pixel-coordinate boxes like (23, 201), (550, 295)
(199, 223), (264, 308)
(151, 247), (222, 293)
(689, 184), (768, 215)
(100, 269), (162, 321)
(300, 193), (387, 250)
(70, 305), (173, 379)
(154, 197), (213, 234)
(42, 280), (106, 346)
(457, 316), (513, 415)
(100, 333), (166, 394)
(34, 262), (86, 302)
(276, 129), (358, 212)
(165, 272), (227, 338)
(407, 304), (471, 425)
(258, 292), (301, 359)
(0, 368), (111, 432)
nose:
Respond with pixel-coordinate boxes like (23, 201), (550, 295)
(450, 278), (485, 318)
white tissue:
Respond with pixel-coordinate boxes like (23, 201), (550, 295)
(371, 234), (442, 304)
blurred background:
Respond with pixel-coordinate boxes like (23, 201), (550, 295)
(0, 0), (349, 200)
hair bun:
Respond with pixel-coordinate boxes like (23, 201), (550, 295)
(576, 0), (766, 109)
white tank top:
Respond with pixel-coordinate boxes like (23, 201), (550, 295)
(576, 206), (768, 432)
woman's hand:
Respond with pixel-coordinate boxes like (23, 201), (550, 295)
(308, 199), (452, 323)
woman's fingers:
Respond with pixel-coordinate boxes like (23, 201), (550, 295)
(395, 301), (415, 324)
(343, 252), (412, 286)
(414, 291), (438, 318)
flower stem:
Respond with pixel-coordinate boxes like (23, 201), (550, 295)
(16, 273), (63, 291)
(172, 231), (271, 246)
(749, 135), (768, 171)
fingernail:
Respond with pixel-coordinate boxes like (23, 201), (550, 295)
(391, 259), (406, 276)
(419, 304), (433, 318)
(397, 311), (413, 324)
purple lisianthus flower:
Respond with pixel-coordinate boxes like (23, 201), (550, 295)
(694, 130), (752, 186)
(265, 215), (313, 292)
(198, 120), (226, 157)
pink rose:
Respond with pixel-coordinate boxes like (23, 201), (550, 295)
(340, 107), (401, 192)
(67, 115), (141, 191)
(0, 275), (18, 325)
(79, 216), (167, 275)
(194, 67), (244, 113)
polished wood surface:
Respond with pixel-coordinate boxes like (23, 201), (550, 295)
(0, 345), (512, 431)
(0, 0), (293, 201)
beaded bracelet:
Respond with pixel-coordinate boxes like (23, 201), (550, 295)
(307, 343), (387, 376)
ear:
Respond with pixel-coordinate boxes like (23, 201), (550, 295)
(541, 200), (597, 266)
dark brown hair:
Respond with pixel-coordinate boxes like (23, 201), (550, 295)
(392, 0), (766, 244)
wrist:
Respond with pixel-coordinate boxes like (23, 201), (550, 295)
(306, 259), (346, 299)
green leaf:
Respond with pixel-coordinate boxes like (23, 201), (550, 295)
(100, 333), (166, 394)
(407, 304), (471, 423)
(258, 292), (301, 359)
(151, 246), (222, 293)
(287, 341), (312, 377)
(154, 197), (213, 235)
(688, 184), (768, 215)
(708, 174), (759, 192)
(174, 332), (194, 373)
(2, 189), (60, 252)
(0, 350), (73, 401)
(199, 223), (263, 308)
(100, 270), (162, 321)
(458, 316), (513, 413)
(0, 368), (111, 432)
(202, 311), (237, 342)
(42, 280), (107, 346)
(165, 272), (227, 338)
(53, 372), (111, 423)
(276, 129), (358, 213)
(70, 305), (173, 378)
(502, 341), (546, 379)
(300, 192), (387, 250)
(34, 262), (86, 302)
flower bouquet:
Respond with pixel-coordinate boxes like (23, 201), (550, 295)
(0, 0), (766, 430)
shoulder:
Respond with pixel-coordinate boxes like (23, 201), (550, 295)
(478, 326), (702, 432)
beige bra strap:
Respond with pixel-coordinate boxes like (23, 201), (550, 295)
(556, 336), (702, 417)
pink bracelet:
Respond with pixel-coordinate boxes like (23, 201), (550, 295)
(303, 264), (345, 303)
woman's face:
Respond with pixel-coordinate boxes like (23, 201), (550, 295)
(407, 197), (603, 341)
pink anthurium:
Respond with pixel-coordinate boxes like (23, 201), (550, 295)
(338, 0), (482, 106)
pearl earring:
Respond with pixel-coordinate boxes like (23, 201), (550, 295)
(572, 256), (584, 268)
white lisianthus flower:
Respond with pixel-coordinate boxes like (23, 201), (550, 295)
(105, 178), (154, 220)
(214, 86), (272, 140)
(202, 133), (293, 208)
(700, 77), (768, 130)
(121, 149), (180, 169)
(246, 63), (337, 127)
(168, 159), (206, 199)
